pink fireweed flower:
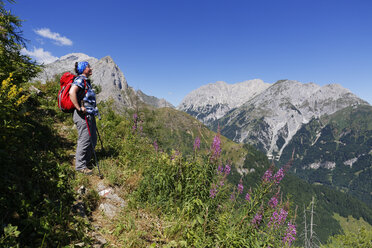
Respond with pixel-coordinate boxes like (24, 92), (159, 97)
(153, 140), (159, 152)
(251, 213), (262, 226)
(193, 136), (201, 151)
(283, 222), (296, 246)
(245, 193), (251, 202)
(237, 180), (244, 194)
(230, 193), (235, 201)
(210, 185), (217, 198)
(224, 164), (231, 176)
(274, 168), (285, 184)
(278, 208), (288, 223)
(268, 208), (288, 229)
(262, 169), (273, 182)
(133, 113), (138, 121)
(217, 165), (224, 174)
(268, 197), (278, 208)
(211, 135), (221, 159)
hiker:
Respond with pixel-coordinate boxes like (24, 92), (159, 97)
(69, 61), (99, 175)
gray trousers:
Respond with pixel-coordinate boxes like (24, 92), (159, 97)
(73, 110), (97, 170)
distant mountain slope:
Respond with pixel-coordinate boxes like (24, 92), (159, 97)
(211, 80), (369, 156)
(280, 104), (372, 206)
(32, 53), (173, 109)
(177, 79), (270, 125)
(136, 90), (174, 108)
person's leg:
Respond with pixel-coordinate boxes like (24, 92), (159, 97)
(74, 111), (92, 171)
(84, 115), (97, 164)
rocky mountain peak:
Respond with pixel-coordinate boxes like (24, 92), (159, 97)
(31, 53), (173, 110)
(182, 78), (369, 158)
(178, 79), (270, 125)
(57, 53), (94, 62)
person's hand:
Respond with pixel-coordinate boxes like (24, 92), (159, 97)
(80, 106), (87, 114)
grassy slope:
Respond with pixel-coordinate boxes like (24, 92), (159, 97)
(12, 78), (371, 246)
(143, 107), (372, 244)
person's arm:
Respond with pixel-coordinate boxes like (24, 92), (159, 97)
(69, 84), (86, 113)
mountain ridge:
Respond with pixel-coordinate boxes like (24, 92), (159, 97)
(32, 53), (173, 109)
(180, 78), (369, 156)
(177, 79), (270, 125)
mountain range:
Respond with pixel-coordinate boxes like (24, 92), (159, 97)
(34, 53), (371, 207)
(179, 79), (369, 157)
(178, 79), (372, 207)
(32, 53), (173, 109)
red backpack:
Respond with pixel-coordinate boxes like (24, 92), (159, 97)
(58, 72), (86, 113)
(58, 72), (76, 112)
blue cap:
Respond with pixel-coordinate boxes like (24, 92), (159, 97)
(77, 61), (89, 74)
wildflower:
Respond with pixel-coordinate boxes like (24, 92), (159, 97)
(274, 168), (285, 184)
(132, 113), (139, 133)
(230, 193), (235, 201)
(237, 180), (244, 194)
(278, 208), (288, 223)
(262, 169), (272, 182)
(283, 222), (296, 246)
(217, 165), (224, 174)
(224, 164), (231, 176)
(153, 140), (158, 152)
(211, 134), (221, 159)
(245, 193), (251, 202)
(251, 213), (262, 226)
(268, 208), (288, 229)
(193, 136), (201, 151)
(210, 185), (217, 198)
(219, 180), (224, 187)
(268, 197), (278, 208)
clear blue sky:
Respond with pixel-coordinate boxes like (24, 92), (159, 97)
(8, 0), (372, 106)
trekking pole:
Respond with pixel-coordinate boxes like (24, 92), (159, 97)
(96, 126), (105, 153)
(85, 115), (103, 179)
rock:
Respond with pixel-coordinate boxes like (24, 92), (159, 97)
(93, 233), (107, 245)
(29, 85), (42, 95)
(98, 188), (113, 197)
(99, 203), (118, 219)
(106, 193), (126, 208)
(96, 182), (106, 192)
(77, 186), (86, 197)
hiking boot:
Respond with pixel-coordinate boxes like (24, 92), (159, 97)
(77, 168), (93, 175)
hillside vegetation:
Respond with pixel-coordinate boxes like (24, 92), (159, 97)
(280, 105), (372, 207)
(142, 106), (372, 245)
(1, 2), (372, 246)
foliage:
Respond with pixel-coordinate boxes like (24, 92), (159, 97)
(322, 227), (372, 248)
(280, 105), (372, 207)
(133, 104), (372, 245)
(135, 131), (297, 247)
(0, 74), (91, 246)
